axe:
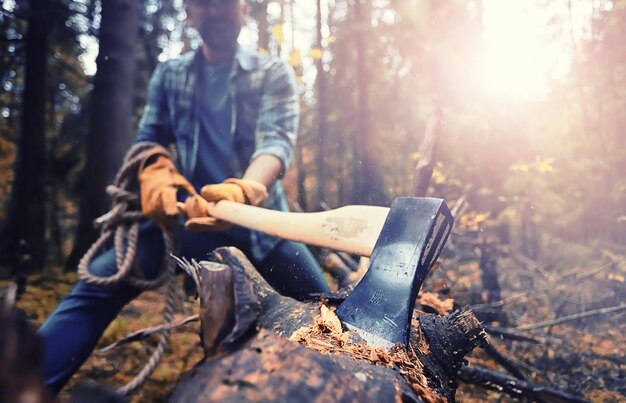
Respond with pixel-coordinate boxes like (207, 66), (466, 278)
(180, 197), (454, 348)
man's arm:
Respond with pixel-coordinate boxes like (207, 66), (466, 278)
(243, 154), (283, 189)
(135, 63), (174, 145)
(248, 60), (300, 186)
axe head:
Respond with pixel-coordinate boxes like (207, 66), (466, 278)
(335, 197), (454, 348)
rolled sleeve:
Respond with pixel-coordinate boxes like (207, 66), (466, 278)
(250, 60), (300, 177)
(135, 62), (174, 146)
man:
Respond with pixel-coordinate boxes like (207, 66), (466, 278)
(38, 0), (329, 394)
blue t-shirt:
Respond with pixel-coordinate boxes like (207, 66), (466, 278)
(192, 60), (235, 189)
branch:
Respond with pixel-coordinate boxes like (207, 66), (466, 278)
(0, 38), (24, 43)
(471, 257), (625, 310)
(481, 342), (527, 380)
(483, 325), (543, 344)
(450, 189), (470, 218)
(52, 54), (88, 81)
(459, 365), (588, 402)
(514, 304), (626, 331)
(0, 9), (28, 21)
(98, 314), (200, 353)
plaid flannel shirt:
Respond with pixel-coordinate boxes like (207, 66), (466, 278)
(135, 47), (300, 259)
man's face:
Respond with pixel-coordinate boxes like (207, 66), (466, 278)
(186, 0), (248, 52)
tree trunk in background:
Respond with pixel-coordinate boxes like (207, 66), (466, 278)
(255, 0), (270, 51)
(290, 0), (308, 209)
(0, 0), (54, 272)
(352, 0), (385, 206)
(412, 108), (443, 197)
(352, 0), (367, 204)
(66, 0), (139, 270)
(276, 0), (285, 57)
(314, 0), (327, 209)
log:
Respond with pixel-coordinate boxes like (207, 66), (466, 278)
(170, 329), (420, 402)
(169, 247), (486, 402)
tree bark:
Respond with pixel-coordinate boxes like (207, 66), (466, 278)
(67, 0), (139, 270)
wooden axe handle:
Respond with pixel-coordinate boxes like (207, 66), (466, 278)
(182, 200), (390, 257)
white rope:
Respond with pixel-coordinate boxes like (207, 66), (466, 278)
(78, 142), (179, 395)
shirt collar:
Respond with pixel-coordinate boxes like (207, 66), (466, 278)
(234, 47), (256, 71)
(186, 46), (256, 74)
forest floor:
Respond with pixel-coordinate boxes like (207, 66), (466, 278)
(2, 248), (625, 402)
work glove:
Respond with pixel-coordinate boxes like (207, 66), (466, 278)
(184, 178), (268, 232)
(138, 146), (198, 230)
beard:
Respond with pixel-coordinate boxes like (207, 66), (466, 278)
(197, 19), (241, 52)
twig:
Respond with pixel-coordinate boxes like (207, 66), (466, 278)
(450, 188), (471, 218)
(459, 365), (588, 402)
(511, 253), (550, 278)
(99, 314), (200, 353)
(483, 326), (543, 344)
(514, 304), (626, 331)
(472, 257), (625, 310)
(481, 342), (527, 380)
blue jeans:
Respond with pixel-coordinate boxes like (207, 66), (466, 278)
(38, 222), (329, 394)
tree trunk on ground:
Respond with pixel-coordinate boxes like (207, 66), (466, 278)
(170, 247), (486, 402)
(0, 0), (54, 272)
(67, 0), (139, 270)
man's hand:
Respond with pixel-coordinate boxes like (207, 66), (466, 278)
(202, 178), (268, 206)
(184, 178), (268, 232)
(179, 193), (232, 232)
(139, 148), (196, 230)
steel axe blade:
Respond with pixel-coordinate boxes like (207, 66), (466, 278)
(335, 197), (454, 348)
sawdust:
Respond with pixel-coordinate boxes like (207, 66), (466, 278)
(417, 292), (454, 316)
(289, 305), (445, 403)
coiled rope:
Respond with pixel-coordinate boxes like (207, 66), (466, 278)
(78, 142), (178, 395)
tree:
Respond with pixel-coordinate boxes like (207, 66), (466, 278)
(67, 0), (140, 270)
(250, 0), (271, 51)
(313, 0), (327, 208)
(0, 0), (55, 271)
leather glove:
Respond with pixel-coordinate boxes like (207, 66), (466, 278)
(138, 147), (196, 230)
(184, 178), (268, 232)
(202, 178), (268, 206)
(179, 193), (232, 232)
